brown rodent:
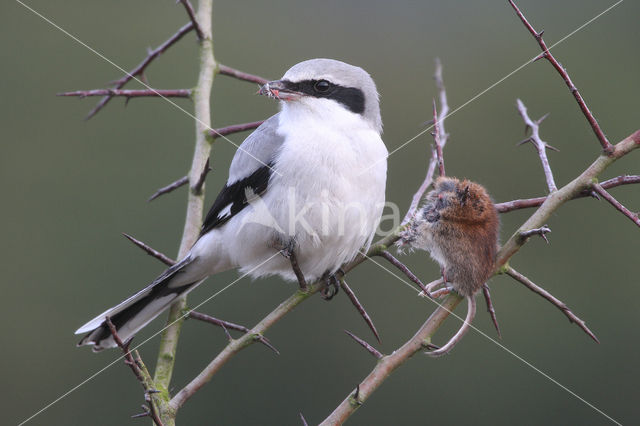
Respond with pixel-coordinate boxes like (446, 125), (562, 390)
(402, 176), (499, 356)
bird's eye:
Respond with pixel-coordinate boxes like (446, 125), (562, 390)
(314, 80), (331, 93)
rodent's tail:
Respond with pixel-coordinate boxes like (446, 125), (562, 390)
(75, 255), (205, 352)
(426, 294), (476, 357)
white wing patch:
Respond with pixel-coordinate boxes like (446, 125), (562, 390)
(217, 203), (232, 220)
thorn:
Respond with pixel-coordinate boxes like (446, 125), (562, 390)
(589, 191), (601, 201)
(299, 412), (309, 426)
(536, 30), (545, 38)
(221, 324), (232, 342)
(536, 112), (550, 125)
(344, 330), (383, 359)
(354, 384), (360, 401)
(517, 137), (533, 146)
(545, 143), (560, 152)
(424, 343), (440, 350)
(533, 53), (546, 62)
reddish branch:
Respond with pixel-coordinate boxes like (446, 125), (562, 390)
(519, 225), (552, 244)
(208, 120), (265, 139)
(178, 0), (204, 41)
(496, 175), (640, 213)
(188, 311), (279, 354)
(515, 99), (557, 192)
(148, 176), (189, 202)
(344, 330), (383, 359)
(105, 318), (164, 426)
(377, 251), (428, 294)
(503, 267), (599, 343)
(339, 280), (381, 343)
(218, 64), (268, 85)
(508, 0), (613, 154)
(592, 183), (640, 227)
(58, 89), (191, 99)
(84, 22), (195, 119)
(122, 233), (176, 267)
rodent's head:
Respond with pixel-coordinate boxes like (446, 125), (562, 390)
(426, 177), (495, 224)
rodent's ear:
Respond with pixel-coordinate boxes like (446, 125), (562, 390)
(457, 185), (470, 205)
(435, 177), (456, 192)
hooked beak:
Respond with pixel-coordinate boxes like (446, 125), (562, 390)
(258, 80), (303, 101)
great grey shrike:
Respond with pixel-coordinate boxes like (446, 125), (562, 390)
(76, 58), (388, 351)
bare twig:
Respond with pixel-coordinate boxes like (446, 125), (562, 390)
(218, 64), (268, 85)
(105, 318), (164, 426)
(344, 330), (383, 359)
(188, 311), (279, 354)
(148, 176), (189, 202)
(515, 99), (557, 192)
(403, 59), (449, 223)
(592, 183), (640, 227)
(153, 4), (217, 422)
(58, 89), (191, 99)
(178, 0), (204, 41)
(84, 22), (194, 119)
(207, 120), (264, 140)
(122, 233), (176, 267)
(508, 0), (613, 154)
(482, 283), (501, 338)
(519, 225), (552, 244)
(432, 99), (445, 177)
(503, 267), (599, 343)
(339, 280), (381, 343)
(495, 174), (640, 213)
(377, 251), (428, 294)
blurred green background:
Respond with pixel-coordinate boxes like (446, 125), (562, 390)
(2, 0), (638, 425)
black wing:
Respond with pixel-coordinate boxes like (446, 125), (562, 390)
(200, 164), (272, 236)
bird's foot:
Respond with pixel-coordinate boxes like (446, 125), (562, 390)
(278, 240), (307, 291)
(321, 271), (342, 301)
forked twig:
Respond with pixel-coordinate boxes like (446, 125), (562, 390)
(515, 99), (557, 192)
(508, 0), (613, 154)
(188, 311), (279, 354)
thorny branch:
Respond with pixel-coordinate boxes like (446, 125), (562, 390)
(403, 58), (449, 224)
(58, 89), (191, 99)
(592, 183), (640, 228)
(105, 318), (164, 426)
(515, 99), (557, 192)
(84, 22), (195, 119)
(508, 0), (613, 154)
(178, 0), (204, 41)
(495, 175), (640, 212)
(188, 311), (279, 354)
(218, 64), (269, 85)
(503, 267), (599, 343)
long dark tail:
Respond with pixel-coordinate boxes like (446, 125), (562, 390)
(75, 256), (202, 352)
(426, 294), (476, 357)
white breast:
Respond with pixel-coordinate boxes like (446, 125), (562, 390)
(220, 100), (388, 280)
